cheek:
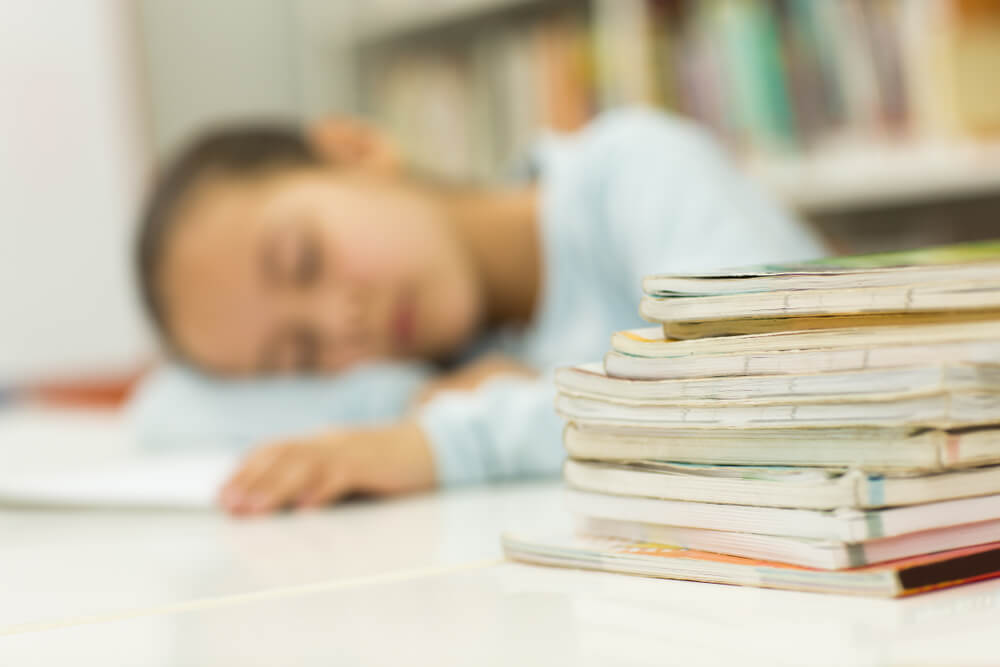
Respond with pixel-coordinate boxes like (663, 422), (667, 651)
(328, 224), (439, 286)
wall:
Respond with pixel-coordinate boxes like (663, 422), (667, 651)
(138, 0), (358, 158)
(0, 0), (153, 384)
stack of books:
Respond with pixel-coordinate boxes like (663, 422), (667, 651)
(505, 241), (1000, 597)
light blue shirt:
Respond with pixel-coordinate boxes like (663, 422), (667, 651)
(129, 108), (825, 481)
(420, 108), (826, 485)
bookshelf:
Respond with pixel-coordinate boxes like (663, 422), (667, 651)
(749, 142), (1000, 214)
(357, 0), (551, 44)
(348, 0), (1000, 223)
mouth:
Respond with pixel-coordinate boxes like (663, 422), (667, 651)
(392, 290), (416, 351)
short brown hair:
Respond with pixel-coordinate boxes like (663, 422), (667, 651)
(136, 123), (319, 349)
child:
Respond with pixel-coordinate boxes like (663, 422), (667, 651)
(136, 108), (826, 515)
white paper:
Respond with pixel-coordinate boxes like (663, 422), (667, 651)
(0, 452), (239, 509)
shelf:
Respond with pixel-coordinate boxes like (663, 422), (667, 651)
(748, 141), (1000, 214)
(356, 0), (550, 44)
(352, 3), (1000, 214)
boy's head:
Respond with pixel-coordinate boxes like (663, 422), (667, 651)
(138, 120), (483, 376)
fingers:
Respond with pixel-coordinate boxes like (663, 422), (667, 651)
(242, 455), (318, 515)
(219, 445), (286, 513)
(307, 116), (399, 171)
(219, 438), (362, 516)
(295, 466), (352, 510)
(219, 444), (318, 516)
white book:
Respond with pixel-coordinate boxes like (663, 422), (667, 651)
(563, 423), (1000, 472)
(610, 321), (1000, 358)
(564, 459), (1000, 509)
(639, 279), (1000, 324)
(565, 488), (1000, 541)
(557, 362), (1000, 403)
(556, 391), (1000, 429)
(578, 515), (1000, 570)
(637, 242), (1000, 338)
(502, 531), (1000, 597)
(642, 258), (1000, 297)
(0, 452), (238, 509)
(604, 339), (1000, 380)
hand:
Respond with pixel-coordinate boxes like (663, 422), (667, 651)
(415, 355), (537, 406)
(307, 116), (401, 173)
(219, 421), (435, 516)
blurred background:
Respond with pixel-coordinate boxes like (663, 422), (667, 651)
(3, 0), (1000, 391)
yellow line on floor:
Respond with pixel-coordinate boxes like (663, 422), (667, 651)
(0, 557), (505, 637)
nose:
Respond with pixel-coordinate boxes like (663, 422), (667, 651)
(312, 283), (372, 345)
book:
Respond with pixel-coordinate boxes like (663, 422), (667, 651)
(363, 2), (1000, 184)
(639, 241), (1000, 339)
(605, 339), (1000, 380)
(502, 531), (1000, 597)
(565, 488), (1000, 541)
(578, 515), (1000, 570)
(555, 391), (1000, 430)
(563, 423), (1000, 473)
(611, 320), (1000, 358)
(564, 459), (1000, 510)
(0, 452), (237, 509)
(658, 311), (1000, 341)
(558, 361), (1000, 403)
(605, 321), (1000, 380)
(640, 292), (1000, 340)
(642, 241), (1000, 296)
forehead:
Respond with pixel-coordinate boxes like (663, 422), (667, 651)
(159, 178), (270, 374)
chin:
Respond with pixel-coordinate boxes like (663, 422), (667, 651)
(425, 311), (481, 360)
(419, 276), (484, 359)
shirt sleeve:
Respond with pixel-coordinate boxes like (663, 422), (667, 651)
(595, 108), (827, 286)
(128, 361), (432, 452)
(418, 375), (564, 486)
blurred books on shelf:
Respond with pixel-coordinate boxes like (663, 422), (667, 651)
(354, 0), (1000, 212)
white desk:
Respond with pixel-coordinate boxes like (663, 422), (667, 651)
(2, 407), (1000, 665)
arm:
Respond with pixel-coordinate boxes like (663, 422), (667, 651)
(583, 109), (827, 288)
(219, 369), (557, 515)
(128, 361), (432, 452)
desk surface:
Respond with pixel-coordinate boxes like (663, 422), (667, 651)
(2, 407), (1000, 665)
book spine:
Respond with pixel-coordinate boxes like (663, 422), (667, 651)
(359, 0), (1000, 180)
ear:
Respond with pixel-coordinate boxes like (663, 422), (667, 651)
(306, 116), (401, 173)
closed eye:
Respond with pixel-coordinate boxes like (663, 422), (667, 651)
(295, 233), (322, 287)
(259, 226), (324, 288)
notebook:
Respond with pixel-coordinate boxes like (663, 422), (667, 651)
(642, 241), (1000, 296)
(565, 489), (1000, 541)
(564, 422), (1000, 473)
(0, 452), (238, 509)
(502, 531), (1000, 597)
(610, 321), (1000, 358)
(558, 362), (1000, 403)
(555, 391), (1000, 430)
(641, 290), (1000, 338)
(638, 240), (1000, 339)
(564, 459), (1000, 509)
(605, 322), (1000, 380)
(577, 516), (1000, 570)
